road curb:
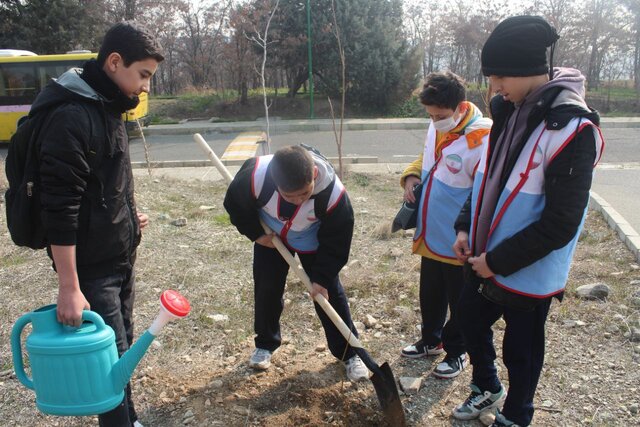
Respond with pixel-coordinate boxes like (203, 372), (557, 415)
(144, 117), (640, 136)
(130, 156), (378, 169)
(590, 191), (640, 262)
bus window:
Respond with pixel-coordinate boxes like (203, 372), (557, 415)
(2, 64), (37, 98)
(39, 63), (80, 88)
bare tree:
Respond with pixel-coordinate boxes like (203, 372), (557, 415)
(247, 0), (280, 152)
(328, 0), (346, 179)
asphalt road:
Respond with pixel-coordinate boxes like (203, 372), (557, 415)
(1, 127), (639, 233)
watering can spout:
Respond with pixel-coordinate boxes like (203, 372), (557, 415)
(111, 290), (191, 393)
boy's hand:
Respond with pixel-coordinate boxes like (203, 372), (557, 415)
(310, 282), (329, 301)
(137, 212), (149, 230)
(403, 176), (421, 203)
(468, 253), (495, 278)
(256, 233), (276, 248)
(57, 284), (90, 328)
(453, 231), (472, 263)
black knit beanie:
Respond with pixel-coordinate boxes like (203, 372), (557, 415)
(481, 16), (560, 77)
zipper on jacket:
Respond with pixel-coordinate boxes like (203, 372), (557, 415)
(27, 182), (33, 197)
(478, 283), (484, 294)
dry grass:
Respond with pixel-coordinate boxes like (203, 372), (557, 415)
(1, 170), (639, 426)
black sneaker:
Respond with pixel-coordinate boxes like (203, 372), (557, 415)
(401, 339), (444, 358)
(433, 353), (467, 379)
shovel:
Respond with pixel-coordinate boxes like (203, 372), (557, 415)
(194, 133), (406, 426)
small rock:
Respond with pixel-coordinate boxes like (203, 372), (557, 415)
(209, 380), (224, 389)
(182, 355), (192, 362)
(389, 248), (403, 258)
(199, 205), (216, 210)
(153, 179), (160, 183)
(179, 397), (187, 403)
(226, 356), (237, 363)
(183, 410), (194, 419)
(171, 217), (188, 227)
(208, 314), (229, 322)
(399, 377), (422, 395)
(604, 332), (611, 339)
(315, 344), (327, 352)
(152, 340), (163, 349)
(381, 321), (392, 328)
(182, 416), (194, 425)
(479, 410), (496, 426)
(404, 230), (414, 237)
(374, 332), (383, 338)
(630, 297), (640, 309)
(348, 259), (361, 268)
(625, 327), (640, 342)
(158, 213), (170, 221)
(205, 398), (211, 406)
(630, 280), (640, 286)
(575, 283), (610, 300)
(353, 321), (366, 332)
(364, 314), (378, 328)
(629, 403), (639, 414)
(232, 405), (250, 415)
(634, 345), (640, 354)
(542, 400), (553, 408)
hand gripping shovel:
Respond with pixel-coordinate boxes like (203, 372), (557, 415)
(194, 133), (406, 426)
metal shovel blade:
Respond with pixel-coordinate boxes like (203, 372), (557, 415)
(370, 362), (406, 426)
(356, 349), (406, 426)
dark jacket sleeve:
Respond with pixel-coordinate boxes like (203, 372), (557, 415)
(454, 193), (473, 234)
(223, 158), (265, 242)
(485, 126), (598, 276)
(309, 191), (354, 289)
(39, 104), (91, 245)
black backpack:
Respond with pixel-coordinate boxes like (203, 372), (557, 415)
(4, 103), (99, 249)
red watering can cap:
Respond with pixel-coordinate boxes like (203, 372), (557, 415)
(160, 290), (191, 318)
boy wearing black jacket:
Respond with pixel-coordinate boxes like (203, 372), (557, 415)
(224, 145), (368, 382)
(450, 16), (604, 427)
(36, 22), (164, 427)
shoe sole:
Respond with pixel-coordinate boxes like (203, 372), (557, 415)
(451, 394), (506, 420)
(249, 362), (271, 370)
(432, 370), (462, 379)
(400, 349), (445, 358)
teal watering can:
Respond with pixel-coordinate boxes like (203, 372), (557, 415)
(11, 290), (190, 416)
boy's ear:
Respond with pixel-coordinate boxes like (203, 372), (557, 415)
(103, 52), (123, 74)
(313, 165), (318, 179)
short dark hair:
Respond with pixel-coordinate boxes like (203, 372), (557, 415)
(419, 71), (466, 110)
(97, 21), (164, 67)
(270, 146), (315, 192)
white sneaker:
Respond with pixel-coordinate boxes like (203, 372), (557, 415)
(249, 348), (272, 370)
(344, 355), (369, 382)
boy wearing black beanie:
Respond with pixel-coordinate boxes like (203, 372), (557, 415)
(451, 15), (604, 427)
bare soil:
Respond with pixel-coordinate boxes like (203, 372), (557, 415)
(1, 167), (639, 426)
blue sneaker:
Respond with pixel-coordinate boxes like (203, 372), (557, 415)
(452, 383), (506, 420)
(249, 348), (272, 370)
(492, 410), (520, 426)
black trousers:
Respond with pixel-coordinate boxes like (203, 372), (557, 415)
(253, 243), (358, 360)
(458, 279), (552, 426)
(80, 269), (137, 427)
(419, 257), (465, 357)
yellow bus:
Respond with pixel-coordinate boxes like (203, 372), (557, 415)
(0, 50), (149, 141)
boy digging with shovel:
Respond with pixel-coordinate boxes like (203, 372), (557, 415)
(224, 145), (369, 382)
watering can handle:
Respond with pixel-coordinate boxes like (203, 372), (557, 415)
(11, 313), (34, 390)
(81, 310), (108, 331)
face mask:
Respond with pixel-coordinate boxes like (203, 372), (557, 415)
(432, 110), (462, 132)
